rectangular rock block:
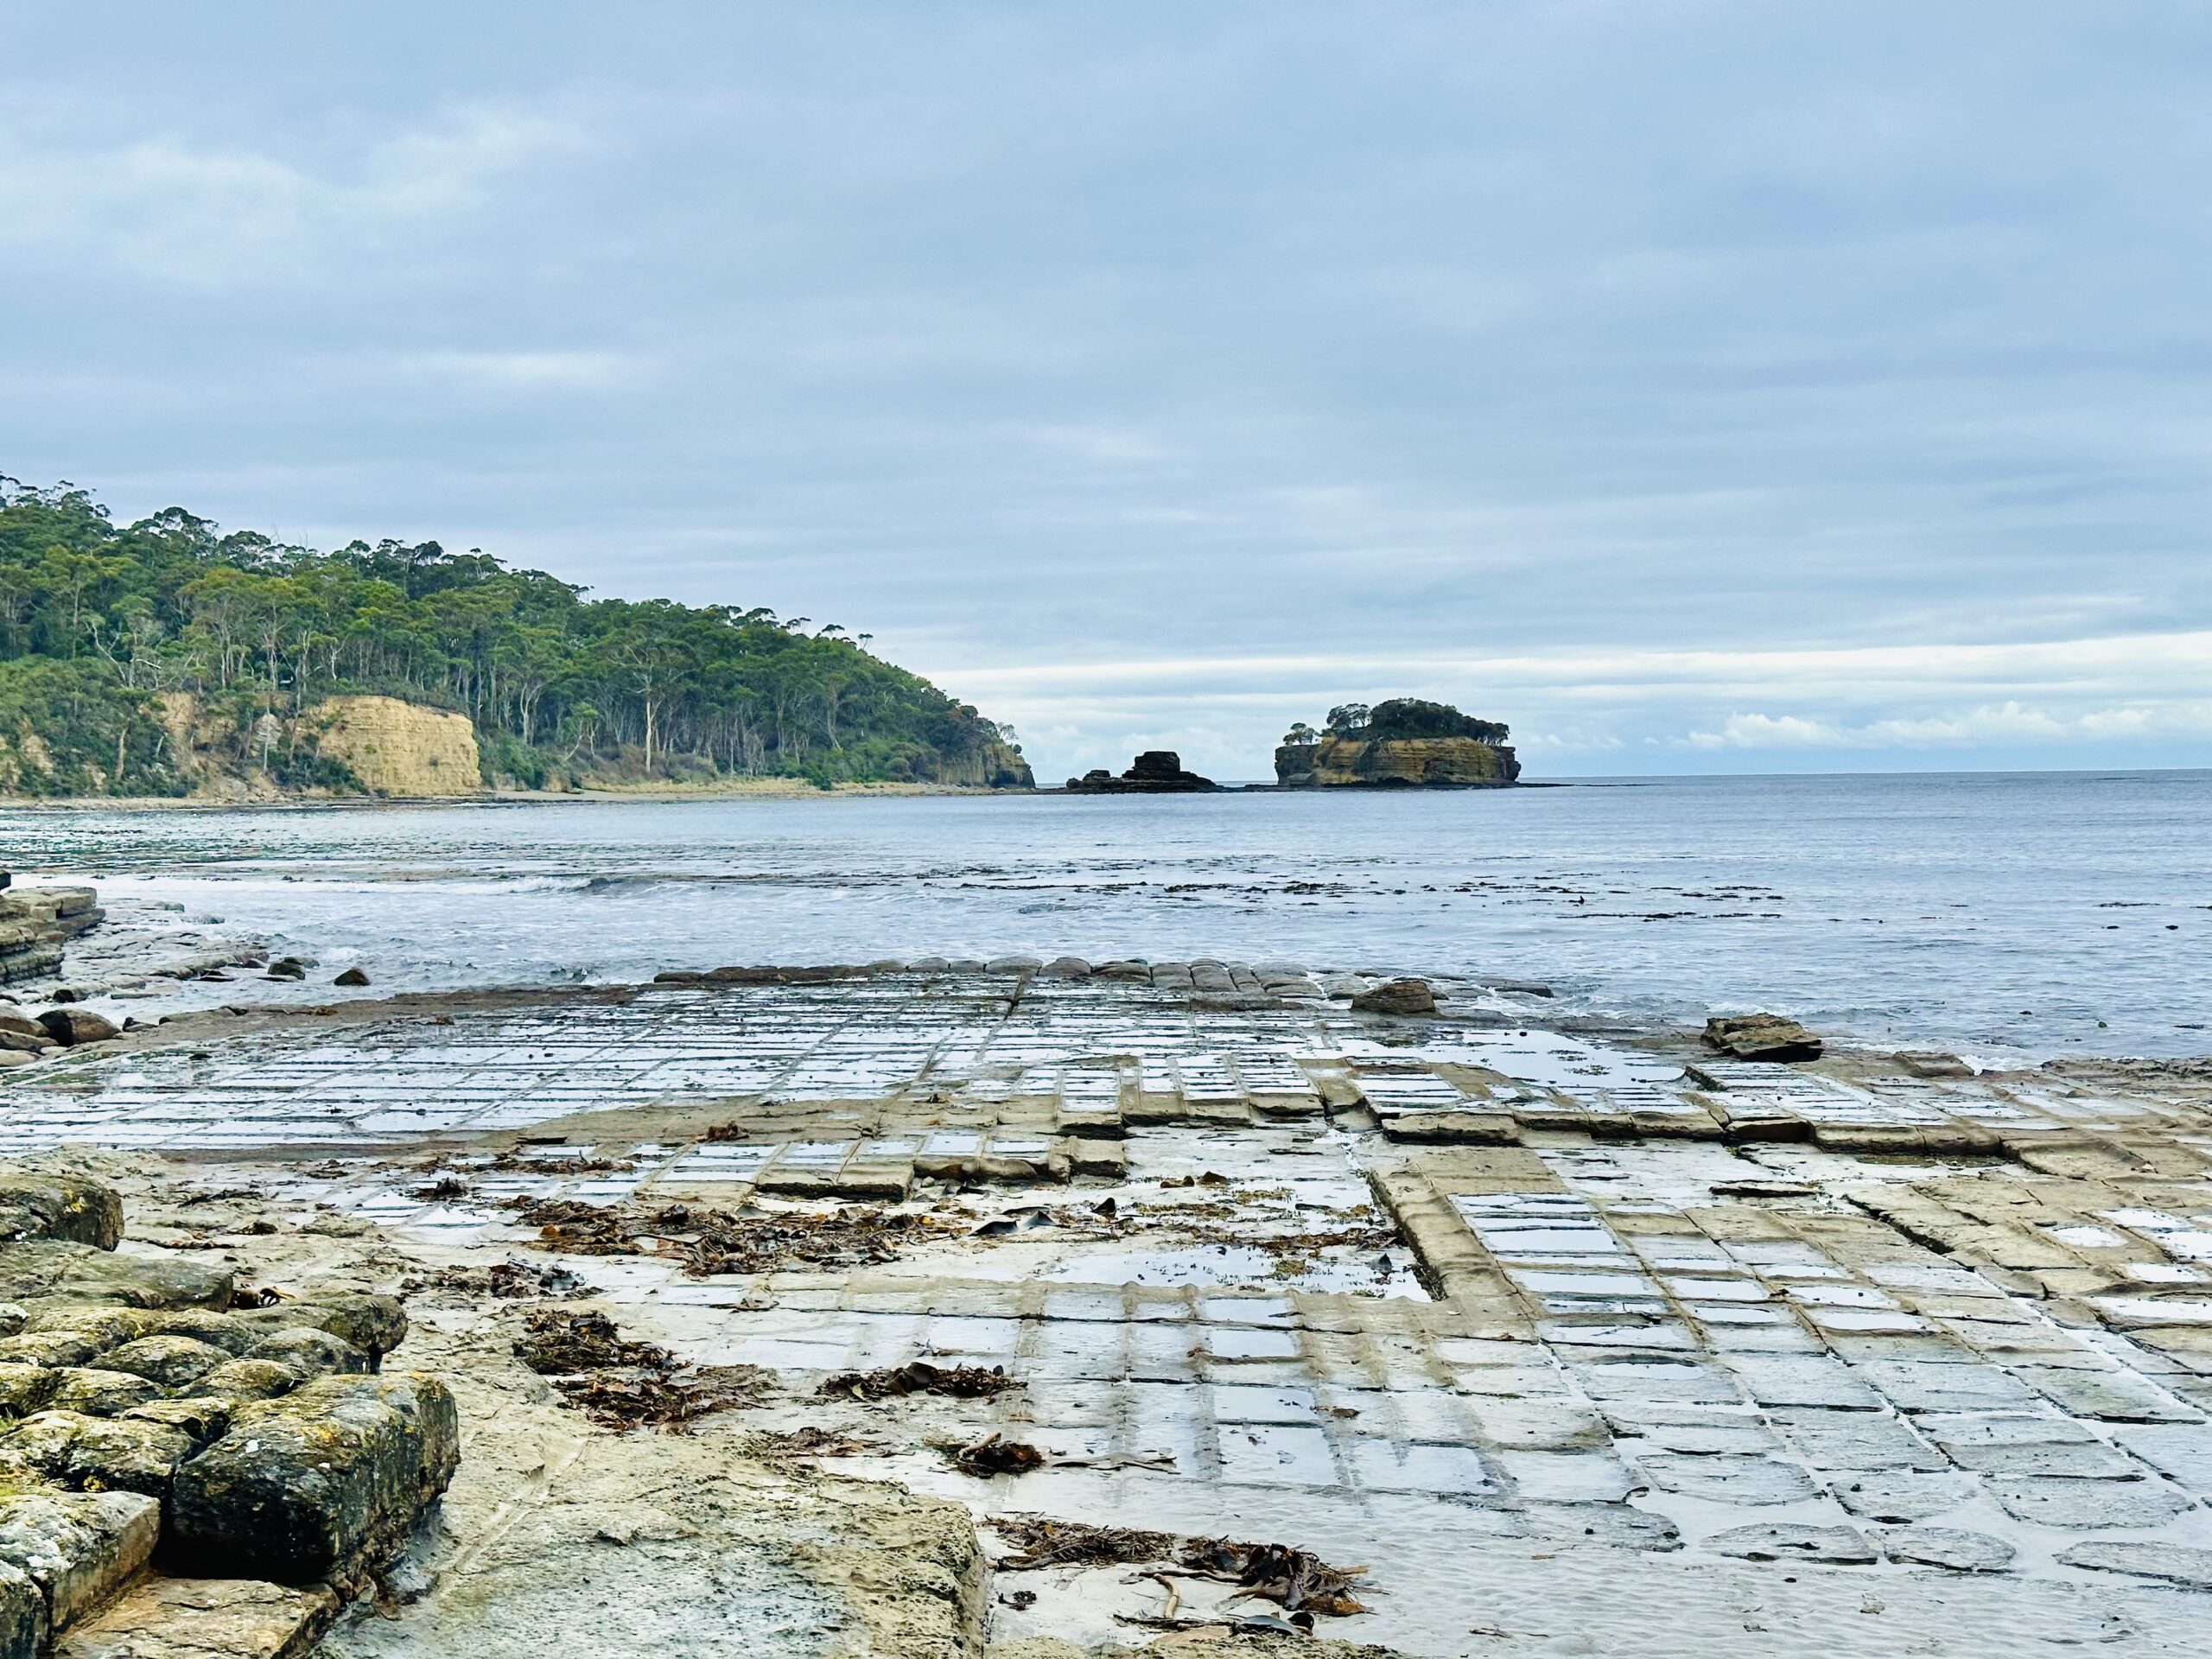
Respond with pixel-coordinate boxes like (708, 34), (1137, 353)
(55, 1576), (339, 1659)
(0, 1491), (160, 1634)
(168, 1372), (459, 1589)
(0, 1175), (124, 1252)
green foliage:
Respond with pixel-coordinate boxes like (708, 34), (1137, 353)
(0, 656), (181, 796)
(1329, 698), (1510, 744)
(0, 474), (1033, 794)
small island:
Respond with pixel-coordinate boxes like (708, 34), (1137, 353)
(1274, 698), (1520, 787)
(1065, 750), (1217, 793)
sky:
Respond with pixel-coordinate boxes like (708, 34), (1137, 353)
(3, 3), (2208, 780)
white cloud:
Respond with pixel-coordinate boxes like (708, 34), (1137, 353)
(1682, 714), (1847, 750)
(0, 104), (593, 288)
(1683, 699), (2212, 751)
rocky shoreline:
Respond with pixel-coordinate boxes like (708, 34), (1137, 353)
(0, 901), (2209, 1656)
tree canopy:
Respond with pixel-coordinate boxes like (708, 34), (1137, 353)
(0, 475), (1031, 795)
(1300, 698), (1509, 746)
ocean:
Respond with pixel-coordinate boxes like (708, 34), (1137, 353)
(4, 769), (2207, 1063)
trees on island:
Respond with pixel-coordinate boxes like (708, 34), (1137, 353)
(1282, 699), (1510, 748)
(0, 477), (1028, 795)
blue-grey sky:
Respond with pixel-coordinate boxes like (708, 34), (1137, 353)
(4, 3), (2209, 779)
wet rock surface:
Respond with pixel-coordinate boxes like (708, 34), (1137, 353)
(0, 969), (2209, 1655)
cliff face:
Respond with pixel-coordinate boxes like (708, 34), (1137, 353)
(1276, 734), (1519, 787)
(146, 693), (483, 798)
(308, 696), (483, 797)
(925, 738), (1034, 790)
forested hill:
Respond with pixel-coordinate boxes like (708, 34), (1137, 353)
(0, 476), (1033, 795)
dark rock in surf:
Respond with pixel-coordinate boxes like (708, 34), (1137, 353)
(1704, 1013), (1823, 1063)
(1065, 752), (1217, 793)
(1351, 978), (1439, 1016)
(35, 1009), (121, 1048)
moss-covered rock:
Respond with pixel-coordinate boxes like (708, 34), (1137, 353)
(0, 1176), (124, 1252)
(168, 1373), (459, 1588)
(193, 1359), (301, 1402)
(0, 1245), (231, 1312)
(3, 1412), (194, 1500)
(46, 1370), (161, 1418)
(0, 1369), (56, 1423)
(243, 1329), (366, 1379)
(99, 1337), (232, 1391)
(228, 1293), (406, 1363)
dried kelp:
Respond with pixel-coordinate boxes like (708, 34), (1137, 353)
(511, 1197), (950, 1276)
(514, 1307), (672, 1374)
(990, 1515), (1370, 1618)
(512, 1306), (773, 1430)
(820, 1361), (1020, 1401)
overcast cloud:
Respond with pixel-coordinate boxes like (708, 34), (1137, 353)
(3, 3), (2207, 778)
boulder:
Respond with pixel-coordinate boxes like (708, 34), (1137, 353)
(168, 1373), (460, 1587)
(0, 1176), (124, 1251)
(117, 1397), (232, 1444)
(228, 1292), (406, 1363)
(46, 1370), (161, 1418)
(244, 1329), (368, 1378)
(0, 1244), (232, 1311)
(99, 1337), (232, 1390)
(4, 1412), (195, 1499)
(1703, 1013), (1823, 1063)
(0, 1367), (57, 1421)
(1351, 978), (1439, 1016)
(193, 1360), (302, 1402)
(0, 1491), (160, 1631)
(32, 1011), (119, 1049)
(1038, 957), (1092, 980)
(48, 1573), (340, 1659)
(332, 967), (370, 988)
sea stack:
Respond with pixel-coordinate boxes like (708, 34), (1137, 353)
(1065, 751), (1217, 792)
(1275, 698), (1519, 787)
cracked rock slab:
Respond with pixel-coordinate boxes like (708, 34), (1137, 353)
(1872, 1526), (2015, 1573)
(1705, 1523), (1877, 1564)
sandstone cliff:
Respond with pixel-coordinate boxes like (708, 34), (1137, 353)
(149, 693), (483, 799)
(1275, 734), (1519, 787)
(926, 737), (1034, 790)
(307, 696), (483, 797)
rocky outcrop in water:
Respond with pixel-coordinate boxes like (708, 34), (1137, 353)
(1704, 1012), (1823, 1062)
(1065, 752), (1217, 793)
(1275, 698), (1519, 787)
(0, 888), (102, 988)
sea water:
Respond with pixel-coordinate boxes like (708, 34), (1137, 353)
(3, 770), (2206, 1062)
